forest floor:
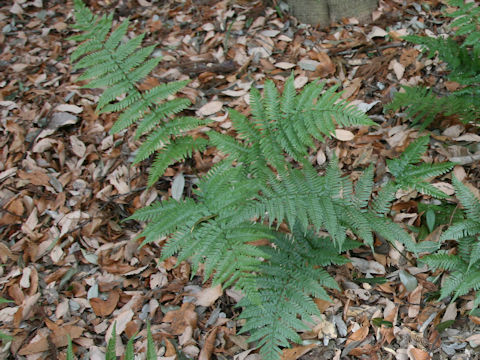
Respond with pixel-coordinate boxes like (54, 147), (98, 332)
(1, 0), (480, 359)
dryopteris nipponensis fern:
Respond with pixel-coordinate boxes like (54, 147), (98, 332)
(69, 3), (456, 359)
(422, 175), (480, 311)
(130, 78), (455, 358)
(385, 0), (480, 128)
(69, 0), (209, 186)
(237, 227), (359, 360)
(386, 136), (454, 199)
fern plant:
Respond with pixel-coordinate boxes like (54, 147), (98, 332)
(385, 0), (480, 128)
(422, 175), (480, 311)
(69, 3), (456, 359)
(129, 77), (454, 358)
(386, 136), (454, 199)
(69, 0), (209, 186)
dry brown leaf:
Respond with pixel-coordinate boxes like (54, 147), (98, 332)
(18, 324), (84, 355)
(408, 285), (423, 318)
(281, 344), (316, 360)
(466, 334), (480, 347)
(197, 101), (223, 116)
(275, 62), (296, 69)
(55, 104), (83, 113)
(199, 327), (218, 360)
(195, 284), (222, 307)
(90, 289), (120, 317)
(164, 302), (198, 335)
(441, 302), (457, 322)
(407, 346), (430, 360)
(106, 309), (134, 341)
(347, 323), (369, 343)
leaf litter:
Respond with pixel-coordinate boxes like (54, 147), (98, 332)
(1, 0), (480, 359)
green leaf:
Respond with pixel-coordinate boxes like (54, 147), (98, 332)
(436, 320), (455, 332)
(426, 209), (436, 232)
(399, 270), (418, 292)
(66, 335), (75, 360)
(372, 318), (393, 327)
(353, 277), (387, 285)
(146, 322), (156, 359)
(106, 323), (116, 360)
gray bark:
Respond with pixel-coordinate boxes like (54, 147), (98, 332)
(286, 0), (378, 27)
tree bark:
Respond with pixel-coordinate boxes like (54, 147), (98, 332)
(286, 0), (378, 27)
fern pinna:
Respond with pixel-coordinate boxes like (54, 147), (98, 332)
(69, 0), (209, 186)
(422, 175), (480, 311)
(385, 0), (480, 128)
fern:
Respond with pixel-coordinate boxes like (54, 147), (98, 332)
(385, 0), (480, 128)
(422, 175), (480, 311)
(238, 228), (356, 359)
(69, 0), (207, 185)
(68, 3), (455, 358)
(386, 136), (454, 198)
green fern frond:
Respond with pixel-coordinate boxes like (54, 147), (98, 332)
(452, 175), (480, 220)
(238, 230), (343, 360)
(133, 117), (206, 163)
(70, 2), (199, 185)
(386, 1), (480, 128)
(439, 271), (464, 300)
(387, 136), (429, 175)
(387, 136), (454, 198)
(147, 137), (209, 187)
(125, 332), (136, 360)
(66, 336), (75, 360)
(146, 322), (156, 359)
(421, 253), (467, 272)
(371, 181), (396, 216)
(353, 165), (374, 208)
(106, 323), (116, 360)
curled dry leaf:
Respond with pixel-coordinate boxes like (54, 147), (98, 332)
(163, 302), (198, 335)
(407, 345), (430, 360)
(90, 289), (120, 317)
(199, 327), (218, 360)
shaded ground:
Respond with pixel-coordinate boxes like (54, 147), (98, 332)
(1, 0), (480, 359)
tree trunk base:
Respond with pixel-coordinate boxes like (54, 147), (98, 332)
(286, 0), (378, 27)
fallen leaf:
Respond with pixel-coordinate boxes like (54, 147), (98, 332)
(333, 129), (355, 141)
(368, 26), (388, 38)
(390, 59), (405, 80)
(347, 323), (369, 343)
(408, 285), (423, 318)
(275, 62), (296, 69)
(164, 302), (198, 335)
(106, 309), (134, 341)
(90, 290), (120, 317)
(454, 133), (480, 142)
(441, 302), (457, 322)
(197, 101), (223, 116)
(55, 104), (83, 113)
(281, 344), (316, 360)
(195, 285), (222, 307)
(199, 327), (218, 360)
(466, 333), (480, 347)
(407, 346), (430, 360)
